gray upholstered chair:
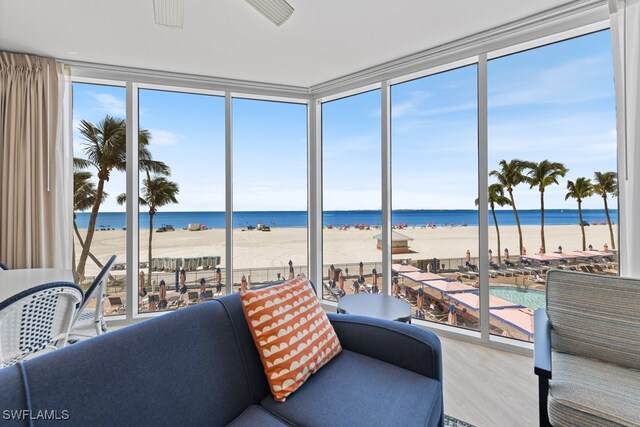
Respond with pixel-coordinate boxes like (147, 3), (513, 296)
(534, 270), (640, 427)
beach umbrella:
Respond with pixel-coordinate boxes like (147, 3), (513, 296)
(337, 271), (345, 292)
(448, 304), (457, 326)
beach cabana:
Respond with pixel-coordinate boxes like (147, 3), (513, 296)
(520, 254), (561, 263)
(391, 263), (420, 273)
(448, 292), (523, 311)
(490, 308), (534, 339)
(421, 280), (476, 294)
(374, 231), (413, 253)
(400, 271), (445, 282)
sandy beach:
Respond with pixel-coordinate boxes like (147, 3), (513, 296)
(75, 223), (617, 277)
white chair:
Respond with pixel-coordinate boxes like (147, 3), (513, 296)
(70, 255), (116, 337)
(0, 281), (83, 367)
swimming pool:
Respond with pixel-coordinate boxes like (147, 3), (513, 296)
(490, 286), (546, 311)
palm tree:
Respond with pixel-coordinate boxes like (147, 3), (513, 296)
(565, 177), (593, 250)
(524, 160), (568, 252)
(73, 170), (108, 272)
(476, 184), (512, 263)
(489, 159), (527, 255)
(118, 173), (179, 279)
(593, 171), (618, 249)
(74, 115), (169, 279)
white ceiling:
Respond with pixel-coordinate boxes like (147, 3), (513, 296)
(0, 0), (577, 87)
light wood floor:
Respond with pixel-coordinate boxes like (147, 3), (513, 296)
(441, 336), (538, 427)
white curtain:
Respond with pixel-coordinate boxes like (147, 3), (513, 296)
(0, 52), (72, 270)
(610, 0), (640, 278)
(55, 65), (73, 270)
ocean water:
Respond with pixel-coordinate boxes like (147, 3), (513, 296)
(74, 209), (617, 230)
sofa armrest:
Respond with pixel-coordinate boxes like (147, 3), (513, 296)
(327, 313), (442, 382)
(534, 309), (552, 379)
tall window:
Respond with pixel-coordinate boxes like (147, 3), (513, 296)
(232, 99), (308, 290)
(322, 90), (382, 300)
(391, 65), (479, 328)
(488, 30), (617, 341)
(72, 82), (127, 316)
(135, 89), (225, 313)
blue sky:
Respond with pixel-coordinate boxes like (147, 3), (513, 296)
(73, 30), (617, 213)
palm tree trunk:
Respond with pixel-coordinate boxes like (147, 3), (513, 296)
(603, 196), (616, 249)
(508, 189), (524, 255)
(492, 206), (501, 264)
(148, 213), (154, 286)
(540, 190), (546, 251)
(578, 199), (586, 251)
(72, 214), (77, 273)
(77, 178), (105, 278)
(74, 217), (104, 270)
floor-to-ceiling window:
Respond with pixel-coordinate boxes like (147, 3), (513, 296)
(322, 90), (382, 301)
(69, 26), (619, 348)
(136, 88), (225, 313)
(232, 98), (308, 290)
(488, 30), (618, 341)
(72, 82), (128, 316)
(391, 64), (479, 329)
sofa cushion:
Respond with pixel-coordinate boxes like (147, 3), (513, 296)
(549, 351), (640, 427)
(241, 276), (341, 402)
(227, 405), (291, 427)
(14, 301), (257, 426)
(260, 349), (442, 427)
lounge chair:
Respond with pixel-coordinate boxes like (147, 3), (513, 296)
(491, 264), (512, 277)
(168, 295), (183, 309)
(188, 291), (199, 304)
(322, 281), (342, 302)
(456, 265), (477, 280)
(500, 263), (522, 276)
(70, 255), (116, 337)
(107, 296), (126, 314)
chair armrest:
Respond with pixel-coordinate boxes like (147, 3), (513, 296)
(327, 313), (442, 382)
(534, 309), (552, 379)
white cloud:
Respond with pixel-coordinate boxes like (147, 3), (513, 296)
(489, 55), (614, 108)
(147, 128), (183, 146)
(90, 93), (126, 117)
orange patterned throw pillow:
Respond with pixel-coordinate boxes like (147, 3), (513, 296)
(240, 275), (342, 402)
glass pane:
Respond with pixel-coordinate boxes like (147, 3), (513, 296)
(232, 99), (308, 291)
(391, 65), (479, 329)
(488, 30), (618, 341)
(137, 89), (225, 313)
(322, 90), (382, 301)
(72, 82), (127, 317)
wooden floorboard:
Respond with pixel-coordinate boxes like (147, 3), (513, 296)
(441, 336), (538, 427)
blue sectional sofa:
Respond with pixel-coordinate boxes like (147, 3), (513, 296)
(0, 292), (443, 426)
